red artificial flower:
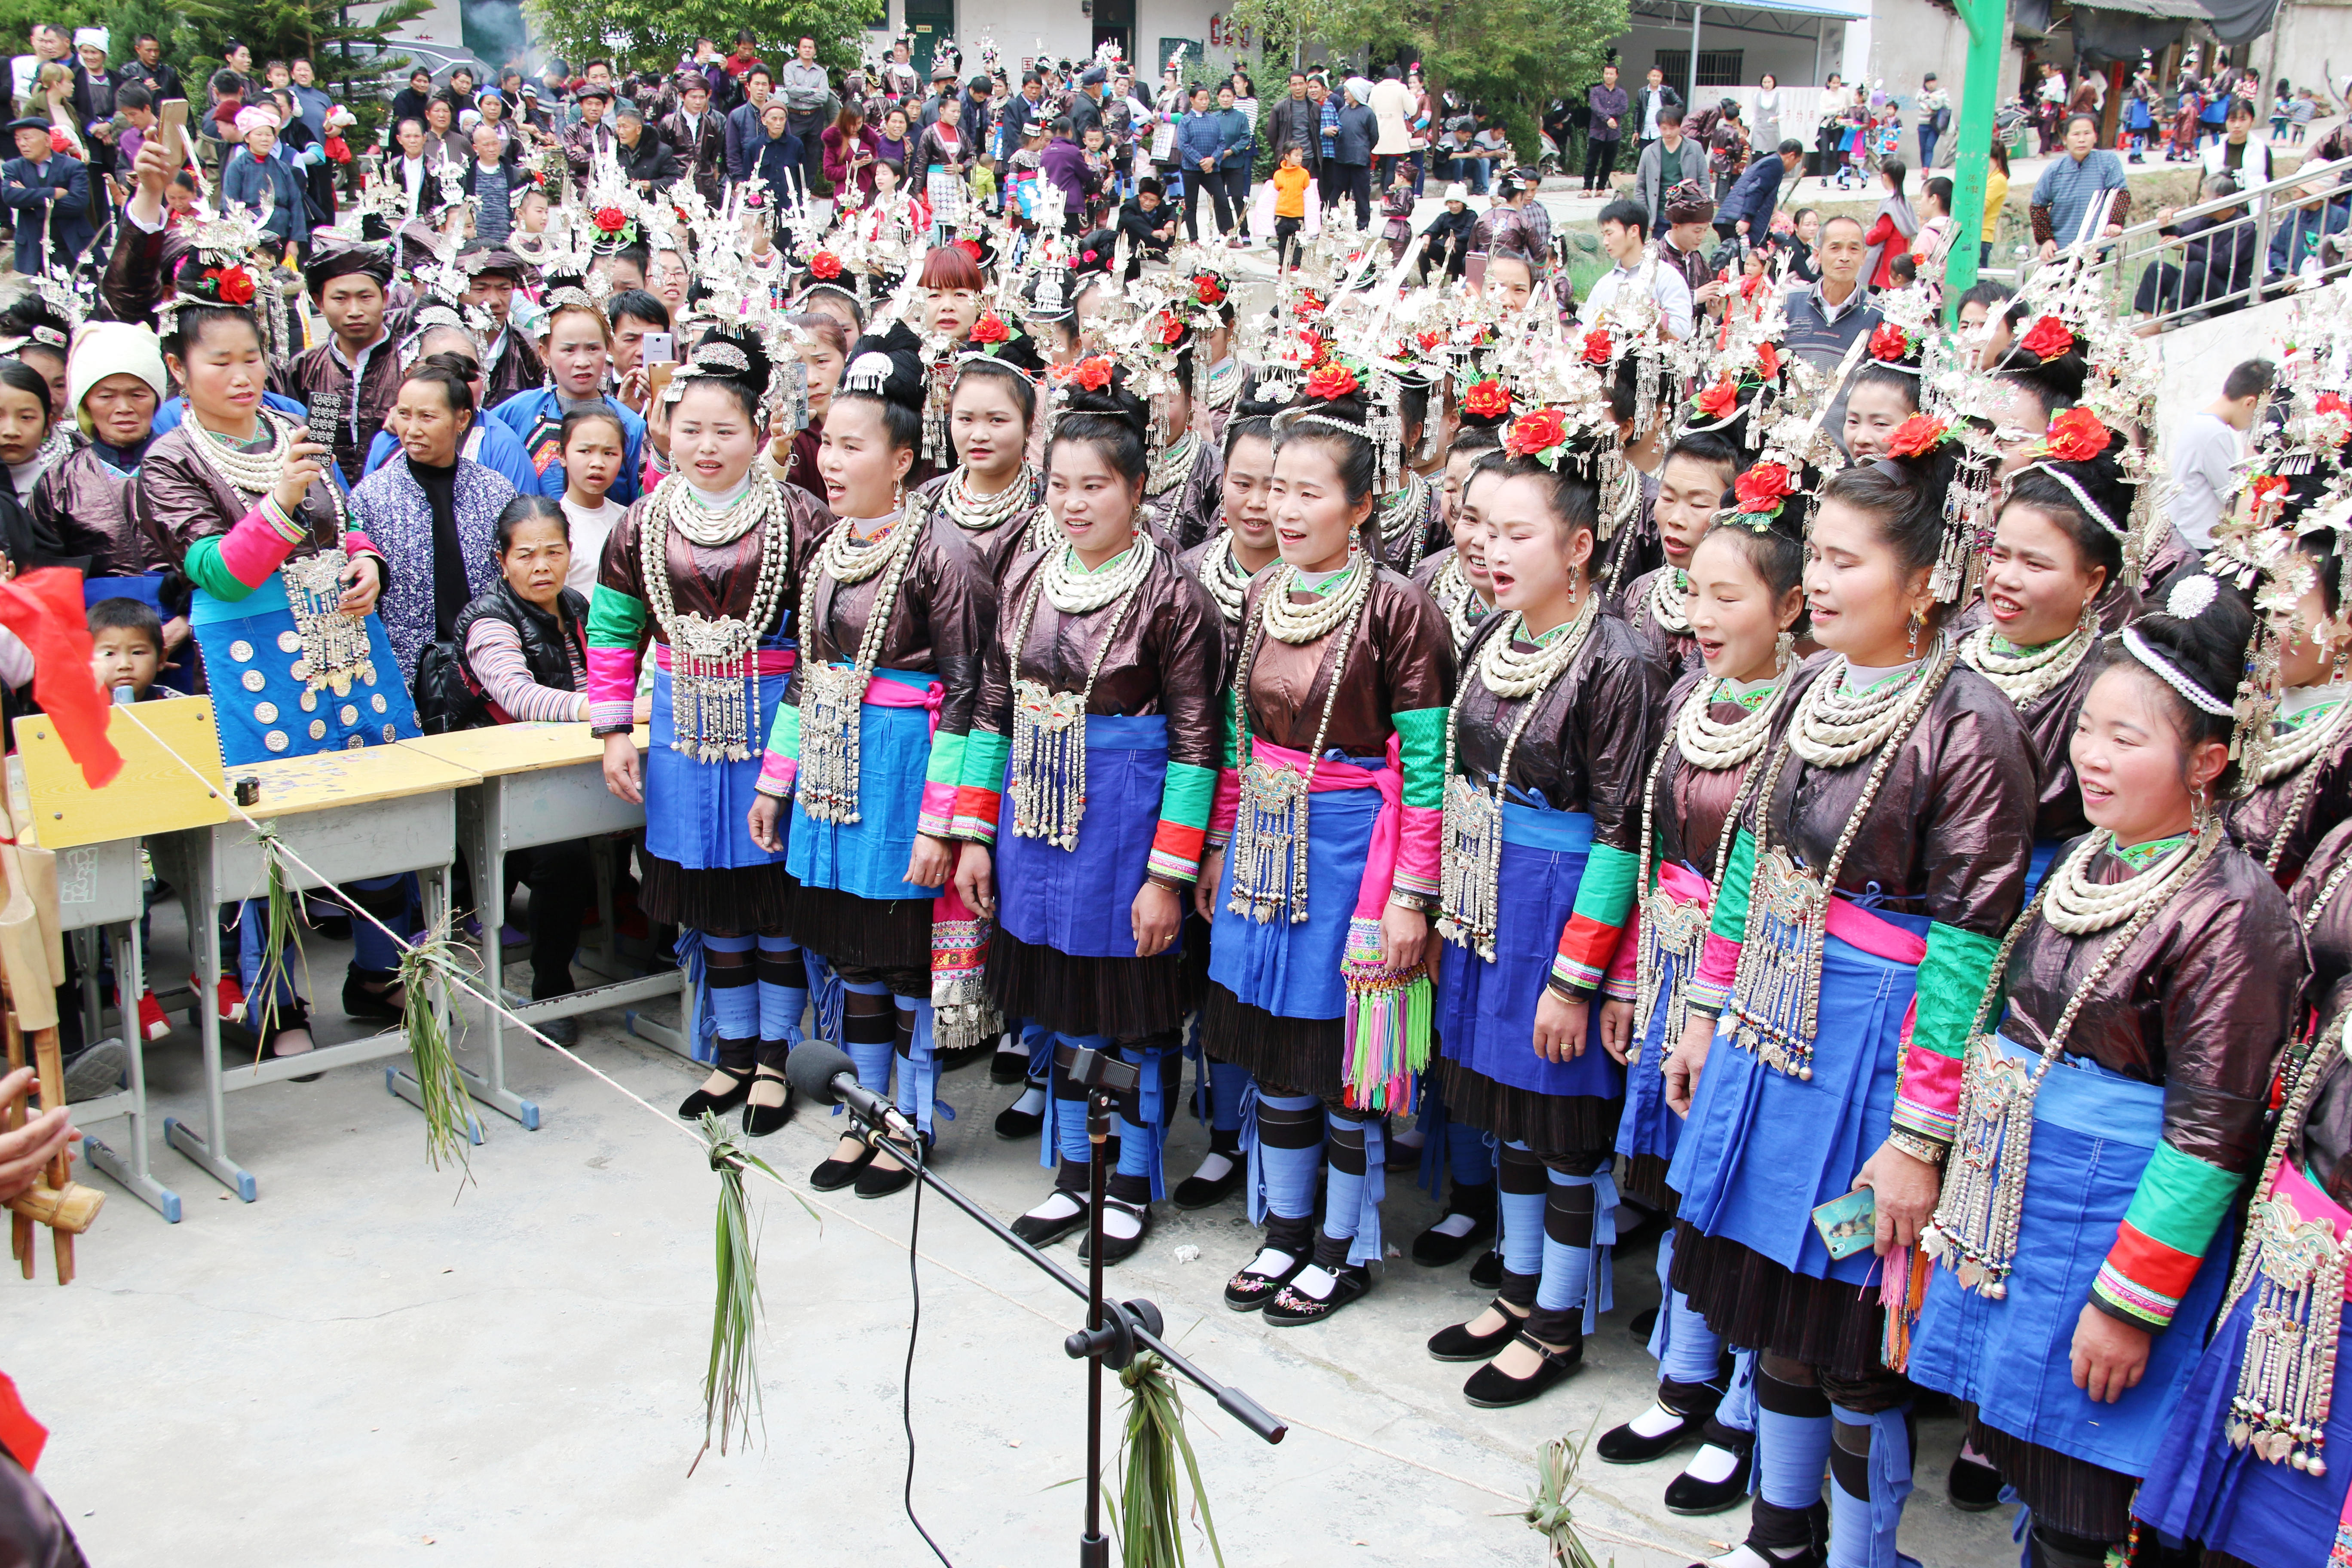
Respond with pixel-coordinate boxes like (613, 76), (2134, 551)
(1694, 376), (1739, 419)
(1305, 362), (1360, 401)
(1192, 273), (1226, 306)
(1297, 328), (1326, 365)
(1868, 322), (1911, 362)
(1580, 328), (1612, 367)
(1155, 310), (1186, 347)
(2251, 473), (2291, 509)
(954, 238), (983, 261)
(1732, 462), (1794, 514)
(2043, 406), (2112, 463)
(809, 250), (842, 279)
(206, 265), (255, 306)
(1417, 329), (1445, 353)
(1755, 342), (1781, 381)
(1462, 379), (1511, 420)
(2018, 314), (2076, 363)
(1295, 290), (1326, 318)
(1504, 407), (1568, 459)
(2321, 391), (2351, 419)
(593, 205), (628, 234)
(1075, 356), (1114, 391)
(1081, 249), (1099, 263)
(1885, 414), (1949, 459)
(970, 310), (1010, 346)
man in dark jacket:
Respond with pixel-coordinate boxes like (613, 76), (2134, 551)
(1068, 68), (1105, 143)
(1334, 83), (1377, 230)
(1418, 181), (1477, 280)
(612, 108), (677, 190)
(1263, 71), (1321, 177)
(1118, 178), (1177, 276)
(1634, 67), (1681, 153)
(660, 74), (726, 203)
(1583, 64), (1627, 194)
(1717, 138), (1800, 242)
(724, 66), (774, 185)
(116, 33), (180, 107)
(1, 118), (91, 278)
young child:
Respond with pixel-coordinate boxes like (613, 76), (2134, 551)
(1886, 250), (1918, 288)
(1271, 142), (1311, 270)
(1080, 123), (1112, 227)
(970, 150), (998, 215)
(556, 408), (628, 597)
(89, 598), (174, 702)
(2293, 88), (2318, 142)
(1380, 162), (1415, 262)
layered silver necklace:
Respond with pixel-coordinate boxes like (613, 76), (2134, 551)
(1194, 530), (1258, 625)
(1647, 566), (1692, 636)
(1959, 621), (2096, 709)
(1377, 469), (1433, 565)
(1147, 429), (1200, 497)
(797, 504), (927, 821)
(639, 469), (793, 762)
(1007, 539), (1158, 848)
(938, 464), (1039, 531)
(1789, 640), (1948, 769)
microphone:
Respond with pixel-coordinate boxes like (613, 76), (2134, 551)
(785, 1040), (922, 1144)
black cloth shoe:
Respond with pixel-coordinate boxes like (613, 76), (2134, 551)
(1077, 1197), (1149, 1264)
(342, 966), (405, 1022)
(1412, 1185), (1496, 1266)
(1012, 1190), (1091, 1247)
(1948, 1451), (2003, 1511)
(1170, 1150), (1243, 1210)
(679, 1065), (754, 1119)
(809, 1137), (877, 1191)
(1262, 1262), (1369, 1326)
(1467, 1247), (1504, 1288)
(1598, 1402), (1707, 1464)
(854, 1136), (926, 1198)
(1663, 1432), (1755, 1516)
(741, 1073), (793, 1137)
(1462, 1331), (1583, 1408)
(1627, 1305), (1659, 1340)
(1426, 1298), (1527, 1362)
(988, 1034), (1031, 1085)
(1223, 1246), (1308, 1311)
(995, 1094), (1045, 1140)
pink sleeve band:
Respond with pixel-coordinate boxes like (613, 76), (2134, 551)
(1209, 766), (1240, 836)
(342, 530), (380, 559)
(217, 506), (302, 589)
(1603, 900), (1643, 997)
(1892, 1006), (1963, 1146)
(756, 753), (798, 799)
(916, 781), (959, 839)
(1392, 802), (1443, 899)
(1694, 931), (1741, 992)
(585, 646), (640, 710)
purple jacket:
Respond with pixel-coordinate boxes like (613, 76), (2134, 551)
(1040, 137), (1095, 210)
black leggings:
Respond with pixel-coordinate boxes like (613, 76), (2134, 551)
(1183, 166), (1237, 239)
(1583, 137), (1620, 190)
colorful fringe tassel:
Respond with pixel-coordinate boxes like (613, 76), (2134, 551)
(1340, 916), (1432, 1112)
(1879, 1244), (1932, 1372)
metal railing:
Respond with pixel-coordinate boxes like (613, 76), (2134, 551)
(2027, 155), (2352, 334)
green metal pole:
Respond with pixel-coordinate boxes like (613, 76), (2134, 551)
(1942, 0), (2010, 309)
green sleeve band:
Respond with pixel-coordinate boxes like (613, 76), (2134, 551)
(766, 699), (801, 763)
(1709, 830), (1756, 942)
(183, 535), (251, 602)
(960, 726), (1011, 791)
(1569, 842), (1642, 932)
(1915, 922), (2003, 1062)
(587, 585), (649, 649)
(2122, 1142), (2242, 1259)
(1392, 706), (1449, 809)
(1220, 694), (1245, 771)
(925, 728), (968, 788)
(1158, 760), (1217, 831)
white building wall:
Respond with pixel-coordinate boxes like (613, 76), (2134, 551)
(872, 0), (1245, 80)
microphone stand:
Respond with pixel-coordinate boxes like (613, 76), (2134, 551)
(836, 1046), (1285, 1567)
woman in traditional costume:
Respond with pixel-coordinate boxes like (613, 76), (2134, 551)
(1663, 447), (2037, 1568)
(592, 330), (833, 1137)
(1196, 377), (1453, 1326)
(749, 335), (986, 1197)
(2225, 521), (2352, 886)
(949, 370), (1223, 1262)
(1411, 426), (1501, 662)
(1597, 472), (1807, 1510)
(1908, 577), (2300, 1568)
(1614, 431), (1741, 689)
(1418, 410), (1663, 1406)
(913, 332), (1050, 594)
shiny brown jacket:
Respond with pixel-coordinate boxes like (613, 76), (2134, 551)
(34, 443), (163, 577)
(2227, 718), (2352, 888)
(782, 514), (989, 744)
(1231, 567), (1455, 757)
(1648, 666), (1782, 880)
(130, 424), (352, 571)
(592, 481), (836, 647)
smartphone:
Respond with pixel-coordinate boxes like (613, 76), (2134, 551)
(642, 331), (676, 367)
(158, 98), (187, 167)
(649, 362), (677, 404)
(305, 391), (345, 450)
(1466, 251), (1488, 288)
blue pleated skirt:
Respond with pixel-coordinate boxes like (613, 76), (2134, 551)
(644, 652), (792, 874)
(787, 667), (938, 903)
(191, 577), (420, 767)
(997, 714), (1173, 960)
(1206, 759), (1383, 1023)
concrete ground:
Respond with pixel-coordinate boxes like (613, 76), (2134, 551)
(3, 894), (2024, 1568)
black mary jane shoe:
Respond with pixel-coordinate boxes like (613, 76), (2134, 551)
(1169, 1153), (1243, 1211)
(1223, 1248), (1309, 1311)
(1597, 1402), (1708, 1464)
(1262, 1263), (1370, 1327)
(1626, 1305), (1660, 1340)
(1462, 1331), (1584, 1409)
(680, 1065), (755, 1120)
(988, 1035), (1032, 1085)
(741, 1074), (793, 1137)
(1663, 1436), (1755, 1516)
(1410, 1205), (1496, 1267)
(854, 1136), (928, 1199)
(995, 1095), (1045, 1140)
(1427, 1300), (1529, 1362)
(341, 967), (406, 1023)
(809, 1136), (878, 1192)
(1011, 1191), (1092, 1248)
(1077, 1197), (1150, 1264)
(1467, 1247), (1505, 1289)
(1947, 1451), (2003, 1512)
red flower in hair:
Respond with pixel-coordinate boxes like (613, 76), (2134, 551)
(1155, 310), (1186, 347)
(1075, 356), (1115, 391)
(970, 311), (1010, 346)
(1580, 328), (1612, 366)
(1504, 407), (1568, 459)
(1305, 362), (1360, 401)
(1868, 323), (1911, 362)
(1295, 290), (1326, 318)
(2043, 406), (2112, 463)
(1463, 379), (1511, 420)
(2251, 473), (2291, 510)
(1885, 414), (1949, 459)
(593, 205), (628, 234)
(1297, 328), (1326, 364)
(1755, 341), (1781, 382)
(2321, 392), (2350, 419)
(1732, 462), (1794, 515)
(2018, 315), (2076, 363)
(1694, 376), (1739, 419)
(955, 238), (983, 261)
(204, 265), (255, 306)
(1417, 329), (1445, 353)
(808, 250), (843, 279)
(1081, 249), (1099, 263)
(1192, 273), (1226, 306)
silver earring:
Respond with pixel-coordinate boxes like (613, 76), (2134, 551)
(1906, 609), (1922, 658)
(1775, 628), (1795, 669)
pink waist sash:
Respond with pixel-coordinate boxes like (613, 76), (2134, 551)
(653, 643), (798, 676)
(1655, 860), (1712, 906)
(1828, 895), (1927, 966)
(1247, 735), (1398, 920)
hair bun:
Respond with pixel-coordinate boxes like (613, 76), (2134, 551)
(1062, 374), (1150, 442)
(841, 321), (926, 411)
(687, 324), (772, 403)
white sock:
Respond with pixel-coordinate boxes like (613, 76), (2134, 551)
(1008, 1085), (1047, 1115)
(992, 1035), (1026, 1059)
(1022, 1190), (1085, 1224)
(1239, 1246), (1296, 1280)
(1287, 1264), (1338, 1301)
(1682, 1442), (1743, 1485)
(1707, 1548), (1786, 1568)
(1188, 1151), (1234, 1185)
(1389, 1125), (1426, 1152)
(1100, 1198), (1145, 1240)
(1627, 1400), (1688, 1440)
(1956, 1440), (1992, 1467)
(1427, 1210), (1479, 1239)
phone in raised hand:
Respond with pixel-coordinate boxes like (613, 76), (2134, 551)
(304, 390), (345, 455)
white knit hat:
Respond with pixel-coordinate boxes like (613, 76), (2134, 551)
(71, 27), (107, 53)
(67, 322), (166, 414)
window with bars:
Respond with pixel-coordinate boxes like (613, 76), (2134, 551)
(1653, 50), (1747, 89)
